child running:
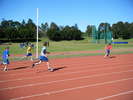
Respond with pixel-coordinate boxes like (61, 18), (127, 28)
(23, 44), (33, 61)
(2, 47), (10, 71)
(32, 42), (54, 72)
(104, 43), (112, 58)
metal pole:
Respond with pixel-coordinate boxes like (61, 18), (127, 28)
(36, 8), (39, 58)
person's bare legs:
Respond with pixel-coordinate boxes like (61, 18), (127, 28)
(30, 56), (33, 61)
(46, 61), (54, 72)
(32, 60), (54, 72)
(3, 64), (8, 71)
(32, 60), (42, 68)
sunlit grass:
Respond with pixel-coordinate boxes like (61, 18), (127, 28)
(0, 37), (133, 56)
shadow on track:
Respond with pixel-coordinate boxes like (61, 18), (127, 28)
(36, 66), (67, 73)
(9, 66), (30, 70)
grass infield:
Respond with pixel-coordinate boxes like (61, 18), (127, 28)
(0, 37), (133, 61)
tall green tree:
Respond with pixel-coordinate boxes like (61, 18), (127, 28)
(86, 25), (92, 37)
(128, 23), (133, 38)
(40, 22), (49, 37)
(61, 25), (82, 40)
(112, 21), (132, 39)
(47, 22), (61, 41)
(25, 19), (36, 39)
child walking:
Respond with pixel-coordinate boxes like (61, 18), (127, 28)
(104, 43), (112, 58)
(2, 47), (10, 71)
(32, 42), (54, 72)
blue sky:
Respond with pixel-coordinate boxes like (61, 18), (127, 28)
(0, 0), (133, 31)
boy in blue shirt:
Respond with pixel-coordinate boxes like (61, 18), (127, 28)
(2, 47), (10, 71)
(32, 42), (54, 72)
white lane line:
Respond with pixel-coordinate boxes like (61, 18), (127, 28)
(0, 64), (133, 83)
(1, 69), (133, 91)
(96, 90), (133, 100)
(10, 77), (133, 100)
(1, 62), (132, 76)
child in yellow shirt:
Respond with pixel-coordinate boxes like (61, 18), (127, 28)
(24, 45), (33, 61)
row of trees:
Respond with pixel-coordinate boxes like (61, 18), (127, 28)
(0, 19), (36, 41)
(0, 19), (82, 42)
(112, 22), (133, 39)
(41, 23), (82, 41)
(0, 19), (133, 42)
(86, 21), (133, 39)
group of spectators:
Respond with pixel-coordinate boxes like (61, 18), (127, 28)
(19, 42), (34, 48)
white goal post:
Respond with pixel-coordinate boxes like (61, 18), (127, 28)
(36, 8), (39, 58)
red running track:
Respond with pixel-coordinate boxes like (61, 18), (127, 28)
(0, 54), (133, 100)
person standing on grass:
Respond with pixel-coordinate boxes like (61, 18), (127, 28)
(2, 47), (10, 71)
(104, 43), (112, 58)
(32, 42), (54, 72)
(23, 44), (33, 61)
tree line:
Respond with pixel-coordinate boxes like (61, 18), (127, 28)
(0, 19), (133, 42)
(86, 21), (133, 39)
(0, 19), (82, 42)
(0, 19), (36, 42)
(41, 22), (82, 41)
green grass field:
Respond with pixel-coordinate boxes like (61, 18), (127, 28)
(0, 37), (133, 61)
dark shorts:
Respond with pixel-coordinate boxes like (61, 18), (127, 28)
(26, 53), (32, 56)
(106, 49), (110, 56)
(39, 56), (48, 62)
(2, 58), (9, 64)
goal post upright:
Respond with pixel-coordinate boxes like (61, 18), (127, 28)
(36, 8), (39, 58)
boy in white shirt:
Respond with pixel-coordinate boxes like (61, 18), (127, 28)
(32, 42), (54, 72)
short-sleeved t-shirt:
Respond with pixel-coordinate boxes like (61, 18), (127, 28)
(106, 45), (112, 50)
(40, 46), (47, 56)
(27, 46), (32, 53)
(2, 49), (9, 59)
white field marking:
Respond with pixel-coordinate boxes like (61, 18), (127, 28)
(1, 60), (132, 78)
(0, 69), (133, 91)
(0, 64), (133, 83)
(1, 61), (132, 76)
(96, 90), (133, 100)
(10, 77), (133, 100)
